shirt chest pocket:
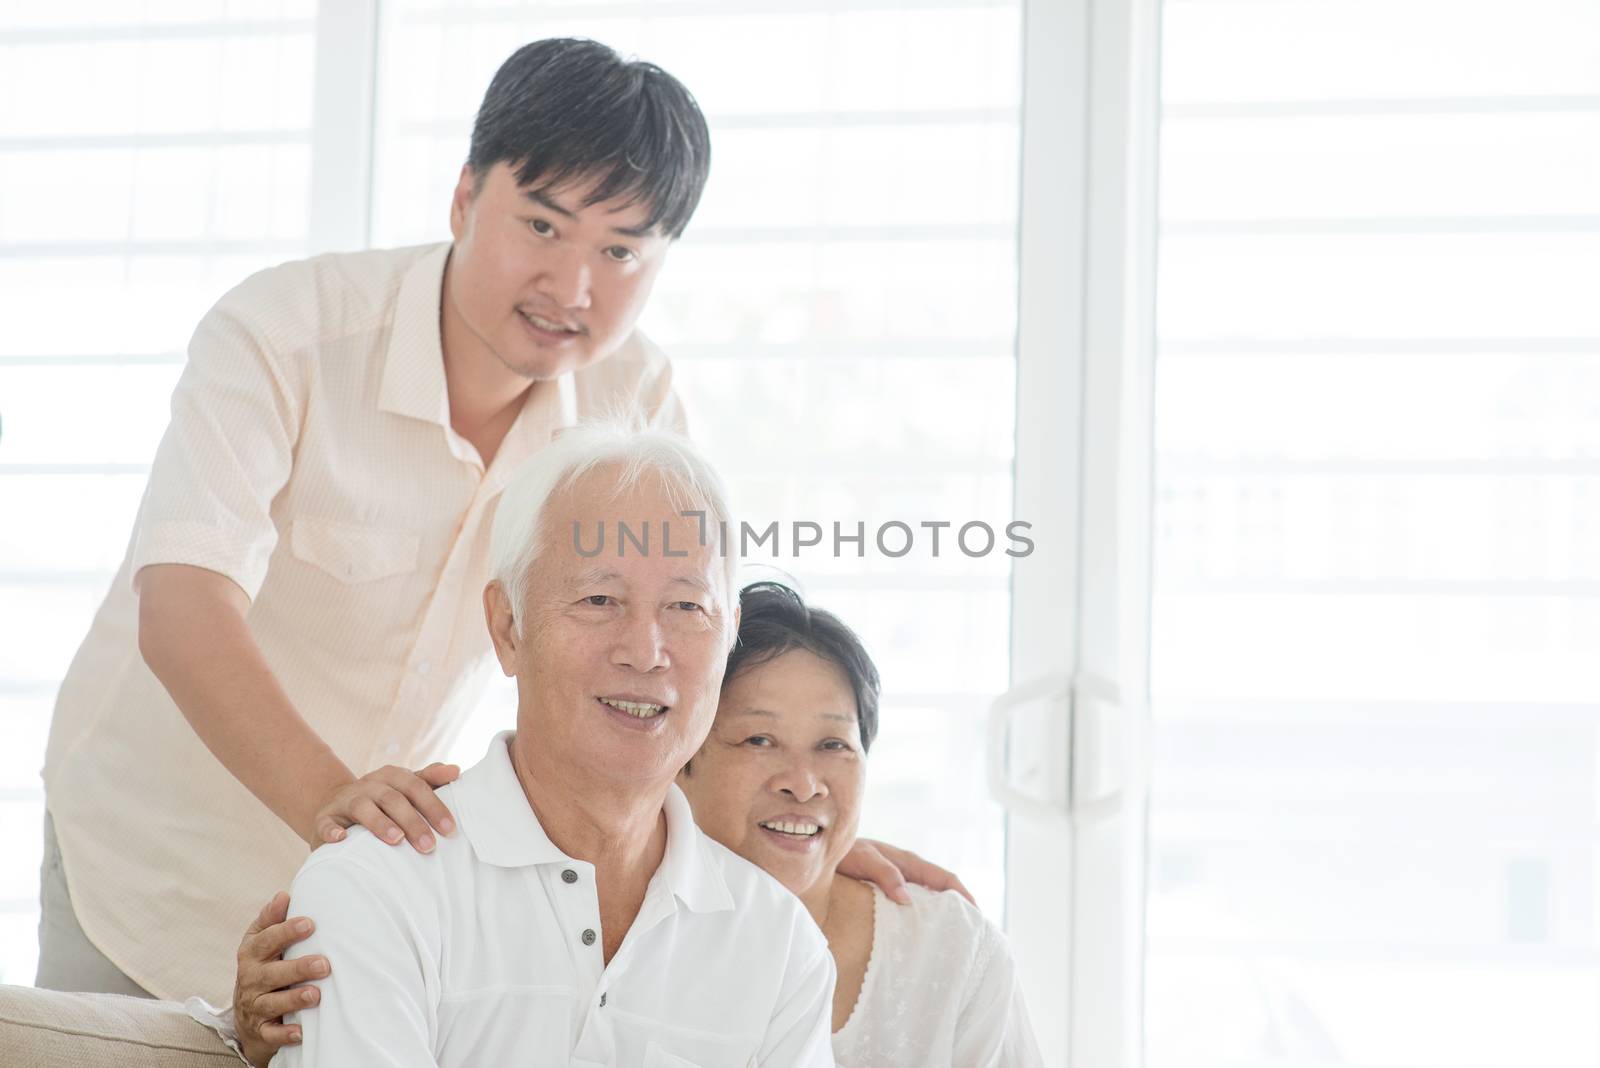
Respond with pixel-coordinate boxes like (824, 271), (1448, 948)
(289, 516), (419, 584)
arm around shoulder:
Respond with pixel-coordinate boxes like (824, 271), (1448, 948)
(131, 283), (365, 844)
(134, 555), (357, 845)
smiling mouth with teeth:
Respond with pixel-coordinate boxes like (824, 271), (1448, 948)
(599, 697), (667, 719)
(521, 309), (581, 334)
(758, 820), (823, 838)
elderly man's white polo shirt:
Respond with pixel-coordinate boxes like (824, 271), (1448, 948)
(275, 732), (836, 1068)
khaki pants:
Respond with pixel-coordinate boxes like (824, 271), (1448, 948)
(35, 810), (153, 997)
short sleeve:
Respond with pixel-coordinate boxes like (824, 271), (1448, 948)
(273, 844), (440, 1068)
(129, 287), (305, 601)
(756, 930), (836, 1067)
(952, 922), (1046, 1068)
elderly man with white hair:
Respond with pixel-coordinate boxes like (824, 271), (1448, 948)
(271, 422), (834, 1067)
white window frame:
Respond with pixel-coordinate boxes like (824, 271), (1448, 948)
(998, 0), (1162, 1064)
(307, 0), (379, 253)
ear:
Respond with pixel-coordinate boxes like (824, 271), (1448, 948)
(483, 580), (519, 677)
(449, 163), (478, 241)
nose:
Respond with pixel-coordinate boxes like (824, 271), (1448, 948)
(537, 241), (592, 311)
(770, 759), (828, 805)
(610, 608), (668, 673)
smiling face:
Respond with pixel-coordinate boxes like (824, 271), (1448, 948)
(444, 162), (671, 382)
(677, 648), (867, 902)
(485, 463), (734, 791)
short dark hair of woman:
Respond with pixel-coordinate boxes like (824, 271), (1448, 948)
(724, 581), (882, 753)
(467, 37), (712, 239)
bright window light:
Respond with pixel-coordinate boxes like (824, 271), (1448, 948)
(0, 2), (317, 985)
(1145, 0), (1600, 1064)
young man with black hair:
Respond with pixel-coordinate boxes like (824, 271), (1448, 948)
(37, 38), (956, 1006)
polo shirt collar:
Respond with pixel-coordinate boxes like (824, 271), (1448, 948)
(658, 773), (736, 915)
(453, 731), (735, 915)
(452, 732), (569, 867)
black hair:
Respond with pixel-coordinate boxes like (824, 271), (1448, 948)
(466, 38), (711, 239)
(722, 581), (882, 753)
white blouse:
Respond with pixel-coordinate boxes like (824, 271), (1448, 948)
(831, 884), (1044, 1068)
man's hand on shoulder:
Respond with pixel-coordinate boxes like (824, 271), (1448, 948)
(310, 761), (460, 853)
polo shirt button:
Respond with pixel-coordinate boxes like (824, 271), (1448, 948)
(599, 993), (607, 1008)
(581, 929), (596, 946)
(562, 869), (578, 884)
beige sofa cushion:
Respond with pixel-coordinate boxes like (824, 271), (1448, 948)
(0, 985), (240, 1067)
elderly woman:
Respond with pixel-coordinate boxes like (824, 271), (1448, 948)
(675, 581), (1043, 1066)
(228, 581), (1041, 1067)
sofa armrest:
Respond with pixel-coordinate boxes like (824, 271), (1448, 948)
(0, 984), (242, 1067)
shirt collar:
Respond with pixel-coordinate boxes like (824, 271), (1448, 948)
(377, 242), (582, 480)
(378, 242), (453, 429)
(453, 731), (735, 915)
(451, 731), (569, 867)
(658, 770), (736, 915)
(479, 373), (578, 496)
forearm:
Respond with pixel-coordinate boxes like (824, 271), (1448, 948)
(138, 564), (353, 844)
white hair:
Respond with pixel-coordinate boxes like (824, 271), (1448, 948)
(488, 420), (740, 635)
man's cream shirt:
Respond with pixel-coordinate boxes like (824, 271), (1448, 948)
(41, 242), (687, 1003)
(276, 732), (836, 1068)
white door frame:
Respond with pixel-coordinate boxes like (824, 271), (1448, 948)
(1000, 0), (1162, 1063)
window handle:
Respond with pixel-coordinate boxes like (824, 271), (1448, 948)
(988, 671), (1126, 827)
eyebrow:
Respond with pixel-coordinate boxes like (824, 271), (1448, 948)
(667, 574), (716, 598)
(523, 189), (656, 239)
(571, 569), (718, 598)
(572, 567), (623, 587)
(727, 707), (857, 724)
